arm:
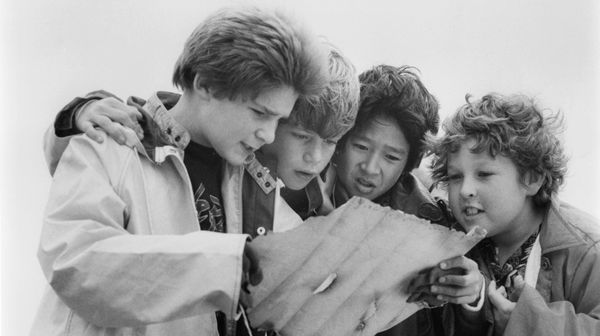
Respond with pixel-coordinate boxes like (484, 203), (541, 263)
(40, 135), (247, 327)
(44, 90), (141, 175)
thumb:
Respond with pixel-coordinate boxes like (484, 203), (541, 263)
(488, 281), (516, 312)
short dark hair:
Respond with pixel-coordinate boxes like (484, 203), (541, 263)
(172, 7), (329, 101)
(429, 93), (567, 206)
(342, 65), (440, 173)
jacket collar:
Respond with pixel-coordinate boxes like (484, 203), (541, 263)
(126, 92), (190, 163)
(539, 197), (587, 254)
(245, 151), (278, 194)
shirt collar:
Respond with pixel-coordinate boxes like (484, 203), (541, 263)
(126, 92), (191, 163)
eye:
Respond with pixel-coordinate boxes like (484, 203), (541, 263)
(352, 142), (368, 151)
(292, 132), (310, 140)
(384, 154), (402, 162)
(325, 139), (338, 146)
(251, 108), (268, 119)
(447, 173), (462, 182)
(477, 171), (494, 178)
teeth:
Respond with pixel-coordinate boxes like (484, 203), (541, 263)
(465, 207), (479, 216)
(357, 179), (373, 187)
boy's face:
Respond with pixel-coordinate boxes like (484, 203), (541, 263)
(195, 85), (298, 166)
(261, 123), (340, 190)
(447, 139), (540, 239)
(334, 115), (409, 200)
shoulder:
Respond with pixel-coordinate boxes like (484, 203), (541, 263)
(65, 134), (137, 174)
(389, 173), (450, 225)
(552, 200), (600, 243)
(541, 199), (600, 258)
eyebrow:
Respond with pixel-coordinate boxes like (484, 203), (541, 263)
(385, 146), (408, 155)
(352, 135), (408, 154)
(253, 103), (281, 117)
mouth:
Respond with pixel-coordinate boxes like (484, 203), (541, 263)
(242, 143), (257, 154)
(463, 206), (483, 217)
(295, 170), (318, 181)
(354, 177), (377, 194)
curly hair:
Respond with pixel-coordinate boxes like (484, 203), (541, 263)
(284, 40), (360, 140)
(429, 93), (567, 206)
(172, 7), (328, 101)
(341, 65), (440, 173)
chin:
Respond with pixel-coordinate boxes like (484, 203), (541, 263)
(285, 179), (308, 191)
(223, 154), (247, 166)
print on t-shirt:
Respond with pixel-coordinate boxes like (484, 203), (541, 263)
(195, 183), (224, 232)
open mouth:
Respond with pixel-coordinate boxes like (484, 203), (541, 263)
(463, 206), (483, 217)
(295, 170), (317, 180)
(354, 177), (376, 193)
(242, 143), (256, 154)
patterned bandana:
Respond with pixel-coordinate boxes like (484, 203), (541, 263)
(479, 225), (541, 297)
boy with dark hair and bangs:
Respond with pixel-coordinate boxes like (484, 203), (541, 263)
(428, 93), (600, 335)
(326, 65), (485, 335)
(330, 65), (444, 216)
(34, 7), (329, 336)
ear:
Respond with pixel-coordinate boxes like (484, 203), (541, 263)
(192, 74), (211, 101)
(523, 171), (544, 196)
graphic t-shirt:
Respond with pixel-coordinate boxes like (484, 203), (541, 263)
(184, 140), (225, 233)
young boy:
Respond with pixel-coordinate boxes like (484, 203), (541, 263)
(429, 93), (600, 335)
(240, 42), (360, 236)
(329, 65), (446, 223)
(324, 65), (484, 335)
(33, 7), (328, 336)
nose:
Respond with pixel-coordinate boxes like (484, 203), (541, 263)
(256, 120), (278, 145)
(359, 153), (379, 175)
(304, 140), (323, 164)
(459, 176), (477, 199)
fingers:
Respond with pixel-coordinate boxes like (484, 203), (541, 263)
(91, 115), (137, 146)
(244, 243), (263, 286)
(487, 281), (516, 313)
(439, 255), (478, 272)
(80, 120), (106, 143)
(508, 274), (525, 302)
(429, 285), (480, 305)
(76, 98), (144, 143)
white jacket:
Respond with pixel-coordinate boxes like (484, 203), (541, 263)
(32, 94), (249, 336)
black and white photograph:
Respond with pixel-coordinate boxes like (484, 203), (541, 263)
(2, 0), (599, 335)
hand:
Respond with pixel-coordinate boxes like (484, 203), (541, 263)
(488, 279), (519, 335)
(407, 256), (483, 305)
(77, 97), (144, 146)
(239, 243), (263, 308)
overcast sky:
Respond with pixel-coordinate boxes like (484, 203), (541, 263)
(1, 0), (599, 334)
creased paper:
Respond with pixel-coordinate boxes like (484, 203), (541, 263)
(247, 197), (485, 336)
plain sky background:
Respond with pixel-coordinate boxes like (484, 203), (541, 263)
(1, 0), (599, 334)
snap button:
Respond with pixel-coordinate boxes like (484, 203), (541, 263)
(265, 182), (271, 188)
(541, 257), (552, 271)
(257, 172), (263, 178)
(257, 227), (266, 236)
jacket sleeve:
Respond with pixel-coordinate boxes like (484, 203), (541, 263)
(503, 244), (600, 336)
(39, 135), (247, 327)
(44, 90), (120, 176)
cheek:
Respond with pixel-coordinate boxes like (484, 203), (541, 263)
(446, 185), (461, 210)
